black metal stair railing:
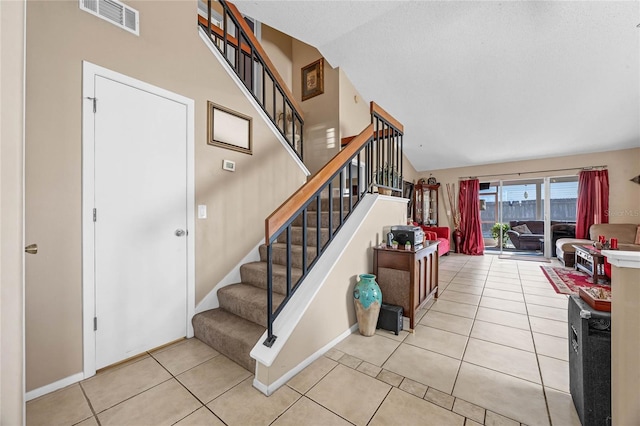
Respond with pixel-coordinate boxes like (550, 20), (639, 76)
(370, 102), (404, 195)
(263, 102), (404, 347)
(199, 0), (304, 160)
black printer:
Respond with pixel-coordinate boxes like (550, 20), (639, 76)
(390, 225), (424, 249)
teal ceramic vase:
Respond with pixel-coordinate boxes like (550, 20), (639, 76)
(353, 274), (382, 336)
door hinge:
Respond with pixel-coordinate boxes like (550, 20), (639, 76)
(94, 317), (98, 331)
(86, 96), (97, 113)
(93, 208), (97, 222)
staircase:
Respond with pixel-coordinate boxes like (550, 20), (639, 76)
(192, 194), (344, 371)
(194, 0), (404, 376)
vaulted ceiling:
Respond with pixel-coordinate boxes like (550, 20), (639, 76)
(235, 1), (639, 172)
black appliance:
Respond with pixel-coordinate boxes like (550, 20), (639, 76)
(377, 304), (403, 335)
(390, 225), (424, 249)
(568, 295), (611, 426)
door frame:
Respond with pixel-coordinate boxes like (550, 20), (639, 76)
(81, 61), (195, 377)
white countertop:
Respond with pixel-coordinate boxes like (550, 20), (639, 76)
(602, 250), (640, 269)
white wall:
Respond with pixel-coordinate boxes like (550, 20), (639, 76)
(1, 0), (26, 422)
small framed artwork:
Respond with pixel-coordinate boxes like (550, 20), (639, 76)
(207, 101), (252, 154)
(301, 58), (324, 101)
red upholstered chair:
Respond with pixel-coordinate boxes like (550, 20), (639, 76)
(414, 223), (450, 256)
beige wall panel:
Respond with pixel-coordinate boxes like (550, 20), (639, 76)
(292, 40), (340, 175)
(416, 148), (640, 230)
(402, 154), (418, 183)
(338, 68), (370, 140)
(610, 264), (640, 425)
(261, 25), (293, 90)
(260, 197), (407, 385)
(1, 0), (26, 422)
(25, 0), (306, 391)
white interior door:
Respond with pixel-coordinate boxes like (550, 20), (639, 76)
(93, 75), (188, 369)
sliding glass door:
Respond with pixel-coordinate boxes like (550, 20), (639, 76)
(480, 176), (578, 257)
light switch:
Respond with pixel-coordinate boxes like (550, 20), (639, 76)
(198, 205), (207, 219)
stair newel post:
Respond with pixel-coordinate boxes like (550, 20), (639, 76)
(264, 242), (276, 347)
(286, 225), (292, 297)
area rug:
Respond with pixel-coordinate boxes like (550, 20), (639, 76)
(540, 266), (610, 295)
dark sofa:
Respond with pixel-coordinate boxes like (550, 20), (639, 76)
(506, 220), (575, 252)
(506, 220), (544, 250)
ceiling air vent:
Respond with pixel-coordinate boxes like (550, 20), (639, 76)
(79, 0), (139, 35)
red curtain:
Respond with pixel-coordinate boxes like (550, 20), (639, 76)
(459, 179), (485, 255)
(575, 170), (609, 239)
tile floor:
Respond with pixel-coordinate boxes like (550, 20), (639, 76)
(27, 253), (582, 426)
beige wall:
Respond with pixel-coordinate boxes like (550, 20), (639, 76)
(338, 68), (370, 140)
(610, 263), (640, 424)
(402, 154), (418, 184)
(256, 196), (407, 386)
(261, 25), (293, 91)
(1, 0), (26, 421)
(415, 148), (640, 230)
(25, 0), (306, 391)
(292, 40), (340, 175)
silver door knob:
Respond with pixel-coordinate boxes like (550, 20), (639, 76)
(175, 229), (186, 237)
(25, 243), (38, 254)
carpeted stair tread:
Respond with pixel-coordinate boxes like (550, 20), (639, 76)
(240, 261), (303, 295)
(193, 193), (357, 375)
(218, 284), (284, 328)
(192, 309), (264, 372)
(306, 195), (360, 211)
(259, 243), (318, 269)
(277, 226), (330, 246)
(292, 211), (344, 229)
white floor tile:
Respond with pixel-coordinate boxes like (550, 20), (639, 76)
(453, 363), (549, 426)
(463, 338), (541, 384)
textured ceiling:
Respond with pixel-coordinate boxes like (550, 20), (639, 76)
(235, 1), (640, 172)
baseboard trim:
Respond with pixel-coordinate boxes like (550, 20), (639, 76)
(253, 323), (358, 396)
(25, 372), (84, 401)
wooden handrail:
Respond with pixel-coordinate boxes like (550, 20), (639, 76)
(370, 101), (403, 133)
(226, 1), (304, 120)
(198, 15), (252, 55)
(265, 123), (374, 242)
(340, 135), (356, 146)
(342, 128), (398, 146)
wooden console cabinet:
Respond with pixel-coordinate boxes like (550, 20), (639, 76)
(372, 242), (439, 330)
